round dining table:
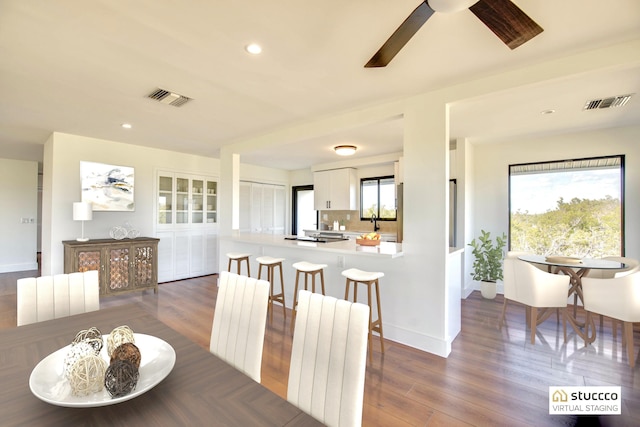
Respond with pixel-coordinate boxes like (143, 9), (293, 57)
(516, 254), (626, 343)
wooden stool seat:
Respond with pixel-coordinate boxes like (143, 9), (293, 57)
(291, 261), (327, 330)
(226, 252), (251, 276)
(342, 268), (385, 362)
(257, 256), (286, 319)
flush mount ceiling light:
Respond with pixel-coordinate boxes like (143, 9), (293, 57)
(121, 123), (132, 129)
(245, 43), (262, 54)
(334, 145), (357, 156)
(540, 109), (556, 115)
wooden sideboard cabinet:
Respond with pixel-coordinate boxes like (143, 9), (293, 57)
(63, 237), (160, 296)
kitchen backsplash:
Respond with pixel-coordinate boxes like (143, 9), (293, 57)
(318, 210), (397, 234)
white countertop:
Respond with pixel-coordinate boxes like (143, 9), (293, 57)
(221, 233), (403, 258)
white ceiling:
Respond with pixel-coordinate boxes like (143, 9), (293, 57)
(0, 0), (639, 170)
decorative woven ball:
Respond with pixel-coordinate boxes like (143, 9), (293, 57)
(72, 327), (103, 354)
(104, 359), (139, 398)
(68, 354), (108, 397)
(110, 342), (141, 369)
(63, 342), (95, 379)
(107, 325), (135, 357)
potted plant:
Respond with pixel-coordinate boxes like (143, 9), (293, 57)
(468, 230), (507, 299)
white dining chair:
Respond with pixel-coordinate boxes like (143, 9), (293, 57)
(582, 271), (640, 367)
(288, 290), (370, 427)
(584, 256), (639, 335)
(501, 257), (570, 344)
(501, 251), (553, 329)
(209, 271), (270, 383)
(17, 270), (100, 326)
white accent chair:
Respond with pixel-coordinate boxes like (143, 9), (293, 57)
(288, 290), (370, 427)
(17, 270), (100, 326)
(209, 271), (270, 383)
(582, 271), (640, 367)
(502, 257), (570, 344)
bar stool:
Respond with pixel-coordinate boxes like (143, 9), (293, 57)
(226, 252), (251, 276)
(291, 261), (327, 330)
(342, 268), (385, 362)
(256, 256), (286, 319)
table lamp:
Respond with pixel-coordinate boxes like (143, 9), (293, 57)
(73, 201), (93, 241)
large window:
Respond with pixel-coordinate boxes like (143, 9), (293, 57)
(509, 155), (624, 257)
(360, 176), (396, 220)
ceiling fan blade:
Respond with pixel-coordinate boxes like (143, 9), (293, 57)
(469, 0), (543, 50)
(365, 2), (435, 68)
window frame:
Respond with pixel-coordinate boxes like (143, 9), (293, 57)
(359, 175), (397, 221)
(508, 154), (625, 255)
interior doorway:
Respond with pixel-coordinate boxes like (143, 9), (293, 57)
(292, 185), (317, 235)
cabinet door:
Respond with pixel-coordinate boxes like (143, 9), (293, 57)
(132, 243), (156, 289)
(191, 179), (204, 224)
(327, 168), (356, 210)
(205, 180), (217, 224)
(176, 177), (190, 224)
(174, 232), (190, 279)
(205, 231), (218, 274)
(273, 185), (286, 234)
(73, 247), (102, 273)
(105, 246), (132, 295)
(262, 184), (274, 233)
(251, 183), (263, 233)
(158, 175), (174, 225)
(313, 170), (331, 210)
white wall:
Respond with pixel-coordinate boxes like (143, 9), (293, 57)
(467, 125), (640, 294)
(42, 132), (220, 275)
(0, 158), (38, 272)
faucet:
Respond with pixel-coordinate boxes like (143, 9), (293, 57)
(371, 213), (380, 232)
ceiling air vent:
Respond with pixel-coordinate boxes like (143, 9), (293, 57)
(147, 88), (191, 107)
(583, 93), (633, 111)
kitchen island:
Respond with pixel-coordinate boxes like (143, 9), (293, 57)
(219, 233), (463, 356)
(218, 233), (402, 312)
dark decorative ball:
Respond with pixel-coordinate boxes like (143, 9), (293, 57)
(73, 327), (103, 354)
(110, 342), (141, 369)
(104, 359), (139, 398)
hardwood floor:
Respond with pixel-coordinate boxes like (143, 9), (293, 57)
(2, 271), (638, 426)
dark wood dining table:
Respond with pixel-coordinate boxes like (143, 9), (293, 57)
(0, 303), (323, 427)
(517, 254), (625, 343)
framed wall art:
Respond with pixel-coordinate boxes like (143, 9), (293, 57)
(80, 161), (135, 211)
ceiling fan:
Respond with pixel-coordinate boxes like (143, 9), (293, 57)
(365, 0), (543, 68)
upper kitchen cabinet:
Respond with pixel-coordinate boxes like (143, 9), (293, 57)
(313, 168), (357, 210)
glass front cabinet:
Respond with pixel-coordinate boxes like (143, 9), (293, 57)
(156, 171), (218, 282)
(157, 173), (217, 227)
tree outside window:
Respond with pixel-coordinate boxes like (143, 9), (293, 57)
(361, 176), (396, 220)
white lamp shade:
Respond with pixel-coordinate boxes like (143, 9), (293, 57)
(73, 202), (93, 221)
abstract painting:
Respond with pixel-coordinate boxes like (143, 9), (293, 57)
(80, 161), (135, 211)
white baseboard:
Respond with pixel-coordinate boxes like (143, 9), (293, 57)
(0, 262), (39, 273)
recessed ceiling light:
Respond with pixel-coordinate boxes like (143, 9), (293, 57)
(121, 123), (132, 129)
(334, 145), (357, 156)
(245, 43), (262, 55)
(540, 109), (556, 115)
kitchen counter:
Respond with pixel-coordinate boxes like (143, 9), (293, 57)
(222, 233), (403, 258)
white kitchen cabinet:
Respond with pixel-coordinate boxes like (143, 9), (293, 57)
(239, 181), (286, 234)
(313, 168), (357, 210)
